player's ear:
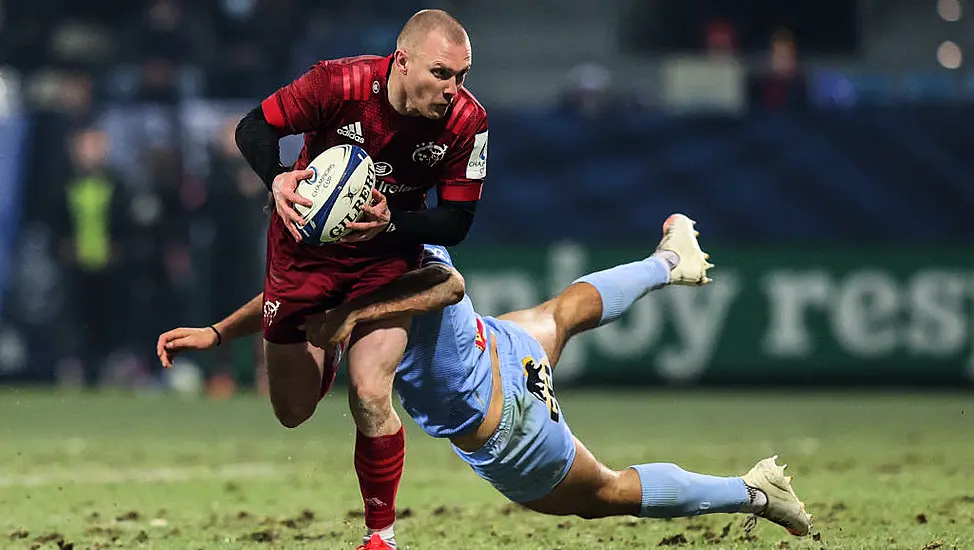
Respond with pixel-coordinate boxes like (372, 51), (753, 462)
(394, 50), (409, 74)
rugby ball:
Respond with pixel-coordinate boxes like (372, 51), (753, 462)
(294, 144), (376, 245)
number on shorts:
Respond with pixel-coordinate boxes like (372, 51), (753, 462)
(522, 356), (560, 423)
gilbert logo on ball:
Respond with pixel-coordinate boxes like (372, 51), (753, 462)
(294, 144), (376, 245)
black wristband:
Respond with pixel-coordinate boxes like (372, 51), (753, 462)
(208, 325), (223, 346)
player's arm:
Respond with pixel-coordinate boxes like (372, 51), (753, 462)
(234, 107), (291, 189)
(342, 189), (476, 246)
(235, 63), (339, 239)
(386, 123), (487, 245)
(386, 199), (477, 246)
(305, 265), (465, 350)
(156, 293), (264, 368)
(345, 120), (487, 246)
(235, 62), (339, 188)
(347, 264), (465, 321)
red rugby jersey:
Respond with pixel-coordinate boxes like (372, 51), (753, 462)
(261, 55), (488, 254)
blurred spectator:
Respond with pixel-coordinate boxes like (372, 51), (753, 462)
(211, 0), (302, 92)
(6, 224), (67, 381)
(704, 19), (738, 58)
(49, 20), (114, 68)
(205, 39), (269, 100)
(289, 8), (398, 80)
(202, 117), (268, 386)
(558, 62), (615, 118)
(749, 27), (809, 111)
(120, 145), (191, 376)
(124, 0), (216, 102)
(26, 68), (95, 122)
(0, 0), (54, 73)
(55, 127), (130, 386)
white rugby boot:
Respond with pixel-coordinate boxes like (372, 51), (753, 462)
(741, 455), (813, 536)
(656, 213), (714, 286)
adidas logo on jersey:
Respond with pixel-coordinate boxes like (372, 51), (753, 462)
(337, 121), (364, 143)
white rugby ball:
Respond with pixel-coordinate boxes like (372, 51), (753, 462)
(294, 144), (376, 245)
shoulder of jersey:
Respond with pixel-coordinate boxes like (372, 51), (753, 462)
(446, 88), (487, 136)
(318, 55), (386, 102)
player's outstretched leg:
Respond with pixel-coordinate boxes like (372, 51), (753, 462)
(500, 213), (712, 365)
(347, 316), (411, 550)
(523, 439), (812, 536)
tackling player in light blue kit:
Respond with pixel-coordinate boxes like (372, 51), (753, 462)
(158, 214), (812, 539)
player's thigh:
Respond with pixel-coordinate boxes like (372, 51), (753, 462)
(523, 437), (641, 518)
(263, 340), (327, 423)
(497, 301), (562, 364)
(342, 252), (417, 400)
(263, 340), (326, 384)
(262, 219), (344, 344)
(346, 315), (411, 402)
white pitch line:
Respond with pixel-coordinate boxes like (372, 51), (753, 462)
(0, 462), (280, 487)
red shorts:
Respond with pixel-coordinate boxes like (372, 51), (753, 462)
(262, 216), (421, 344)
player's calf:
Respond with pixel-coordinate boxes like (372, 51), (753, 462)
(528, 442), (809, 535)
(628, 462), (762, 518)
(572, 213), (711, 324)
(632, 458), (811, 536)
(508, 247), (673, 366)
(524, 440), (762, 521)
(502, 215), (711, 367)
(522, 439), (641, 518)
(558, 214), (712, 354)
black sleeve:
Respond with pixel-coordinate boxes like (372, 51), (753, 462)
(389, 200), (477, 246)
(234, 106), (287, 190)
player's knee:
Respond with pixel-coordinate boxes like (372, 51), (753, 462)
(272, 400), (316, 429)
(555, 284), (603, 336)
(350, 405), (393, 436)
(350, 384), (393, 416)
(275, 409), (313, 429)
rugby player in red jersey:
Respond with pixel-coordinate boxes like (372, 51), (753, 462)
(233, 9), (488, 549)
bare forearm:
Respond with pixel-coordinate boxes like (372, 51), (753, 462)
(214, 293), (264, 343)
(345, 265), (464, 325)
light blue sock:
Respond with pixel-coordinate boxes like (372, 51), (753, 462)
(631, 463), (748, 518)
(573, 257), (670, 325)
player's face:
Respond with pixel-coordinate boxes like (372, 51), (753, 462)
(402, 31), (471, 119)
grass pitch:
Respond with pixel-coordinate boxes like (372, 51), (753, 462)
(0, 390), (971, 549)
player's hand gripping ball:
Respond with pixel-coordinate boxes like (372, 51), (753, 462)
(292, 145), (377, 245)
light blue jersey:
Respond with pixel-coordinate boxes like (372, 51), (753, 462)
(392, 244), (765, 519)
(395, 245), (576, 503)
(395, 245), (494, 438)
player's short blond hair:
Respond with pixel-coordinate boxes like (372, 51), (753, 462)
(396, 9), (468, 51)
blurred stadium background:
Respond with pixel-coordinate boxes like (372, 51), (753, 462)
(1, 0), (972, 392)
(2, 2), (974, 549)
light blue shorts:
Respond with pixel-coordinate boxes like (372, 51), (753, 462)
(451, 317), (577, 503)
